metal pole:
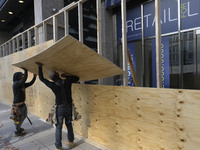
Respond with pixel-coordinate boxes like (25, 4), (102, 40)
(97, 0), (103, 85)
(178, 0), (182, 88)
(155, 0), (162, 88)
(78, 2), (84, 84)
(78, 2), (83, 43)
(141, 4), (144, 87)
(121, 0), (128, 86)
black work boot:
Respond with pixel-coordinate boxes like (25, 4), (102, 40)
(20, 128), (25, 131)
(14, 131), (26, 137)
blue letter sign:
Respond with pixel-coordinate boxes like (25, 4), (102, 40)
(117, 0), (200, 43)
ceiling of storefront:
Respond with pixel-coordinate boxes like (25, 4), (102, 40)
(0, 0), (33, 31)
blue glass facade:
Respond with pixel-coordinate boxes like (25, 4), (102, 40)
(115, 0), (200, 89)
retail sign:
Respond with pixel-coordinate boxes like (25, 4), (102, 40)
(144, 0), (178, 38)
(144, 0), (200, 37)
(117, 0), (200, 43)
(152, 36), (170, 88)
(180, 0), (200, 30)
(117, 6), (142, 43)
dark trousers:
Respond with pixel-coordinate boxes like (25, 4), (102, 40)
(55, 105), (74, 149)
(14, 104), (27, 133)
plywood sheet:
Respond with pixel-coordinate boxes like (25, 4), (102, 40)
(12, 35), (124, 81)
(71, 85), (200, 150)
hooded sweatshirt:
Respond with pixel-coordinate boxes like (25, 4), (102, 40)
(12, 70), (36, 104)
(38, 66), (79, 105)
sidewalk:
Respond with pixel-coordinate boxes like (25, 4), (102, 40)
(0, 101), (102, 150)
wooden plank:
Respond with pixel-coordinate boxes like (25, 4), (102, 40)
(127, 48), (139, 86)
(174, 90), (200, 150)
(12, 35), (124, 81)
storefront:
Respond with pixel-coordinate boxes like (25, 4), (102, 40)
(108, 0), (200, 89)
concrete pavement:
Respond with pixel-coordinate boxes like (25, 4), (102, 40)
(0, 101), (103, 150)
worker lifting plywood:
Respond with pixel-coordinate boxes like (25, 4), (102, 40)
(12, 35), (124, 81)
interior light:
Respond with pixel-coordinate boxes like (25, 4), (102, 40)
(8, 11), (13, 15)
(19, 0), (24, 3)
(1, 20), (5, 22)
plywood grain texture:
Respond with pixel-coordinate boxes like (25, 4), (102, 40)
(72, 85), (200, 150)
(12, 35), (124, 81)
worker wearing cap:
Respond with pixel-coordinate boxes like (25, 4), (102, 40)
(12, 68), (37, 137)
(36, 62), (79, 150)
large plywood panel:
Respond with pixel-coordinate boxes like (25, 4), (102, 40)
(71, 85), (200, 150)
(12, 35), (124, 81)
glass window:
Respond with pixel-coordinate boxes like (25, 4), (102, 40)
(116, 41), (142, 86)
(169, 34), (180, 88)
(69, 8), (79, 40)
(181, 31), (195, 89)
(144, 39), (152, 87)
(83, 0), (97, 85)
(83, 0), (97, 52)
(142, 32), (195, 89)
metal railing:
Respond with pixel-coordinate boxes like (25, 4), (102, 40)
(0, 0), (87, 58)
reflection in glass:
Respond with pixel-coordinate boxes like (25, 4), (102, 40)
(169, 34), (180, 88)
(181, 31), (195, 89)
(144, 39), (152, 87)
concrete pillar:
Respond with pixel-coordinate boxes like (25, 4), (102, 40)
(101, 1), (116, 85)
(34, 0), (63, 24)
(34, 0), (64, 43)
(41, 0), (64, 21)
(34, 0), (43, 25)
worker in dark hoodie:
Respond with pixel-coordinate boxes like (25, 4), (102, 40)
(11, 68), (37, 137)
(36, 62), (79, 150)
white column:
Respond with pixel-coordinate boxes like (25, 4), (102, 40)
(121, 0), (128, 86)
(97, 0), (103, 85)
(53, 16), (58, 43)
(78, 2), (83, 42)
(155, 0), (162, 88)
